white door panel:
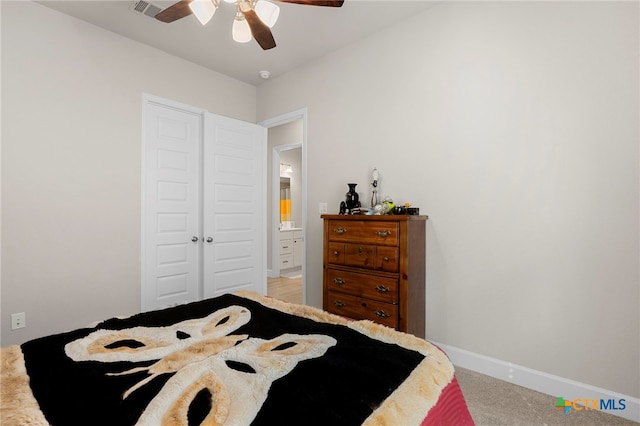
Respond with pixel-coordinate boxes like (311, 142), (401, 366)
(203, 113), (265, 298)
(142, 102), (201, 311)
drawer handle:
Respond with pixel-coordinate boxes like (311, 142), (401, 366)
(282, 245), (289, 249)
(375, 310), (391, 319)
(333, 300), (345, 308)
(374, 285), (390, 293)
(376, 230), (391, 238)
(333, 251), (339, 256)
(333, 227), (346, 234)
(383, 256), (390, 261)
(333, 278), (345, 285)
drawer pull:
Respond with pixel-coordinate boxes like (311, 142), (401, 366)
(282, 245), (289, 249)
(374, 285), (390, 293)
(333, 300), (345, 308)
(376, 229), (392, 238)
(333, 251), (339, 256)
(333, 278), (345, 285)
(375, 310), (391, 319)
(383, 256), (390, 261)
(333, 227), (346, 234)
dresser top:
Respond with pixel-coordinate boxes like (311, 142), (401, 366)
(321, 214), (428, 221)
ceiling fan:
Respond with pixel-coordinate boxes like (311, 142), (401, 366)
(154, 0), (344, 50)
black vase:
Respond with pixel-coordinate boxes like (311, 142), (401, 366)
(345, 183), (360, 209)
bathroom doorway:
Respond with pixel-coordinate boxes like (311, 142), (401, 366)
(259, 110), (306, 305)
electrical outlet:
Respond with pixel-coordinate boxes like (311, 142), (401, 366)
(11, 312), (26, 330)
(319, 202), (328, 214)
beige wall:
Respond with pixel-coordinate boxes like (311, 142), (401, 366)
(1, 1), (256, 346)
(257, 1), (639, 397)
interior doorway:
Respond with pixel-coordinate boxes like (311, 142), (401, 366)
(259, 109), (307, 305)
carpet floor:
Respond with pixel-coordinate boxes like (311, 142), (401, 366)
(455, 367), (638, 425)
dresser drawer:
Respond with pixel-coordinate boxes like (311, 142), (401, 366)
(327, 220), (399, 246)
(344, 243), (376, 269)
(326, 268), (398, 303)
(327, 242), (345, 264)
(376, 246), (399, 272)
(326, 291), (398, 328)
(328, 242), (399, 272)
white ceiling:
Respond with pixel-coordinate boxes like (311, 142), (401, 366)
(37, 0), (438, 86)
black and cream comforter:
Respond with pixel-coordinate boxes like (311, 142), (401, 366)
(1, 291), (454, 425)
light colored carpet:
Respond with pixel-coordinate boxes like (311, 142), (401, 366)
(455, 367), (638, 425)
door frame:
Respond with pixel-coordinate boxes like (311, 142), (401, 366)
(271, 142), (302, 279)
(259, 109), (308, 305)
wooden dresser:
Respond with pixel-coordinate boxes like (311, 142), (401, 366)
(321, 214), (427, 338)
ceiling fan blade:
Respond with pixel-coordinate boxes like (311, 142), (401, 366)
(155, 0), (194, 23)
(242, 9), (277, 50)
(276, 0), (344, 7)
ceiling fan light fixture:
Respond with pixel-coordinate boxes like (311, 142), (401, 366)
(189, 0), (217, 25)
(232, 12), (253, 43)
(157, 0), (343, 50)
(254, 0), (279, 28)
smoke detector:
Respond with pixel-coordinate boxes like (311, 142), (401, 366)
(130, 1), (163, 18)
(258, 70), (271, 80)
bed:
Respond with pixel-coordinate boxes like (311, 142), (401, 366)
(1, 291), (474, 425)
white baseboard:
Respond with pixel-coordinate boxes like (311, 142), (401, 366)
(432, 341), (640, 423)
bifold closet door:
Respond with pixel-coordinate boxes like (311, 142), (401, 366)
(143, 100), (266, 312)
(142, 102), (202, 312)
(202, 113), (265, 298)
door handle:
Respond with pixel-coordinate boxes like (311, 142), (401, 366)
(206, 237), (213, 243)
(191, 236), (199, 242)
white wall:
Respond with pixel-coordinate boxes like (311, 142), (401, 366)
(1, 1), (257, 346)
(257, 1), (639, 398)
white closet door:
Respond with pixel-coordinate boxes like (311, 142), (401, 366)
(203, 113), (265, 298)
(142, 102), (201, 311)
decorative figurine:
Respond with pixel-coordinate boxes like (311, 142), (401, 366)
(381, 196), (394, 214)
